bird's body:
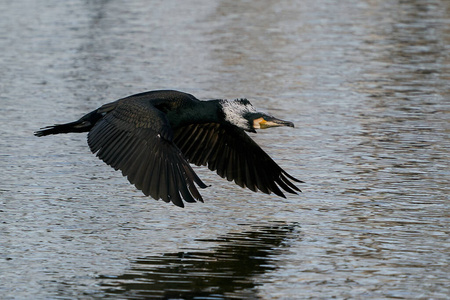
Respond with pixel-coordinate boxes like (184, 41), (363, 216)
(35, 90), (302, 207)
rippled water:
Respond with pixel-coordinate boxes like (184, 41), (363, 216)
(1, 0), (449, 299)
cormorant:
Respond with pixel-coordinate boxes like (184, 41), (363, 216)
(35, 90), (302, 207)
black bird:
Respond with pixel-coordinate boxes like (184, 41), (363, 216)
(35, 90), (302, 207)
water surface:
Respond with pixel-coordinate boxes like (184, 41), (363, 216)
(1, 0), (449, 299)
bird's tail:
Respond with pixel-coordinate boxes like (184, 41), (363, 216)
(34, 110), (102, 137)
(34, 121), (88, 136)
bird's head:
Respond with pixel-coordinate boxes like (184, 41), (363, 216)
(220, 99), (295, 133)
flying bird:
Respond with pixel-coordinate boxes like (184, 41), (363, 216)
(35, 90), (302, 207)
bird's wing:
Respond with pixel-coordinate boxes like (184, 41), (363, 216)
(173, 123), (302, 197)
(87, 99), (207, 207)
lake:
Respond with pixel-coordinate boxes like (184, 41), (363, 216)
(1, 0), (449, 299)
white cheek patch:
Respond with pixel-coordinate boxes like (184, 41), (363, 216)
(220, 99), (257, 129)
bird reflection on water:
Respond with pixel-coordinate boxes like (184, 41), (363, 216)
(95, 222), (299, 299)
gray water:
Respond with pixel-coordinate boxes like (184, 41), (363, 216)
(1, 0), (449, 299)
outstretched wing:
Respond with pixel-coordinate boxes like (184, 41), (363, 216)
(173, 123), (302, 197)
(87, 99), (207, 207)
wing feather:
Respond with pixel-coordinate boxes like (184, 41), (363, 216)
(87, 99), (206, 207)
(173, 123), (302, 197)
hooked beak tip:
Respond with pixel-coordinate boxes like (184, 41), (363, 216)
(253, 116), (295, 130)
(269, 118), (295, 128)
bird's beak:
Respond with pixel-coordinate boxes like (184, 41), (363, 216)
(253, 116), (295, 129)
